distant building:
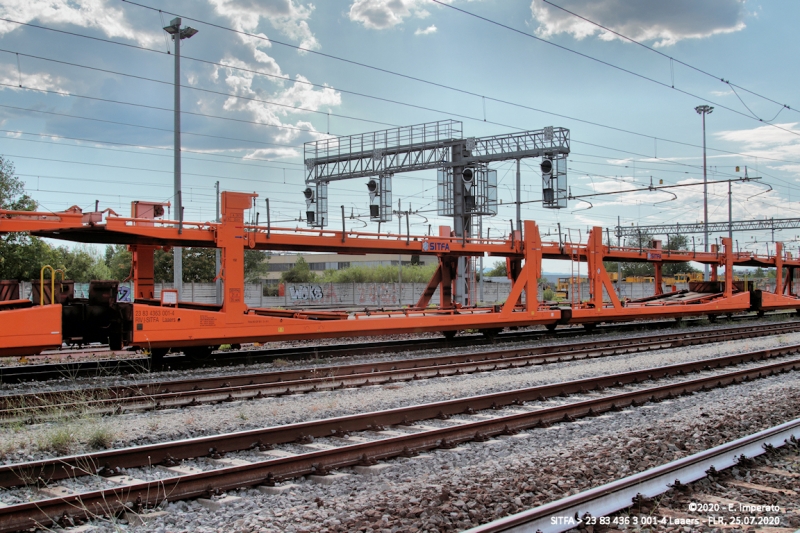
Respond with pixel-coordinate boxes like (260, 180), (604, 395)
(263, 253), (438, 282)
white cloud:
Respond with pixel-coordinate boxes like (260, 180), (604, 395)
(715, 122), (800, 150)
(711, 90), (734, 97)
(530, 0), (747, 47)
(0, 0), (157, 45)
(415, 24), (437, 35)
(209, 0), (319, 51)
(245, 147), (301, 160)
(0, 71), (69, 93)
(349, 0), (431, 30)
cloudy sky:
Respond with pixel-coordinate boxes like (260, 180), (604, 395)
(1, 0), (799, 270)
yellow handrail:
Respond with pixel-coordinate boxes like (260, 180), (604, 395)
(39, 266), (66, 306)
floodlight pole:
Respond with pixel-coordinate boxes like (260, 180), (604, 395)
(695, 104), (713, 281)
(164, 17), (198, 301)
(516, 158), (521, 233)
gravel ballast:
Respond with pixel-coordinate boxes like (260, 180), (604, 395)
(0, 327), (798, 532)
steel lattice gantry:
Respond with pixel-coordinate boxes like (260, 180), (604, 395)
(303, 120), (570, 306)
(615, 217), (800, 239)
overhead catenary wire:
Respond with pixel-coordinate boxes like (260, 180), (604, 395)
(0, 130), (306, 172)
(2, 22), (799, 169)
(0, 103), (305, 163)
(540, 0), (797, 119)
(1, 10), (795, 239)
(430, 0), (800, 139)
(0, 49), (395, 129)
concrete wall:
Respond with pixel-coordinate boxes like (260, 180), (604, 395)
(17, 280), (784, 309)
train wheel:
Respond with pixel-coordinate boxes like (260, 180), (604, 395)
(583, 323), (597, 332)
(480, 328), (501, 340)
(108, 322), (123, 351)
(184, 346), (216, 362)
(545, 324), (558, 332)
(442, 330), (457, 341)
(150, 348), (168, 368)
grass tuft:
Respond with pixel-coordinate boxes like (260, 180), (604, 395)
(87, 425), (115, 450)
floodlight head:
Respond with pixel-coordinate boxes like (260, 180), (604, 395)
(695, 105), (714, 115)
(540, 158), (553, 176)
(180, 26), (199, 39)
(163, 24), (178, 35)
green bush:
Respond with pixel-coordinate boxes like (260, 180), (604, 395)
(319, 264), (437, 284)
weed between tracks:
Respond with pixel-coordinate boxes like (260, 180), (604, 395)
(0, 358), (163, 460)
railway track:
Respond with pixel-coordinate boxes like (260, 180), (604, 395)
(3, 319), (800, 419)
(0, 346), (797, 532)
(467, 419), (800, 533)
(1, 312), (788, 384)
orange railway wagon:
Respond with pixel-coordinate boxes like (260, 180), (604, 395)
(2, 191), (800, 362)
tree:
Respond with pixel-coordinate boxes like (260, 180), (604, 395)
(0, 156), (45, 280)
(281, 256), (316, 283)
(183, 248), (216, 282)
(244, 250), (269, 282)
(606, 232), (699, 279)
(485, 260), (507, 277)
(48, 246), (104, 282)
(105, 245), (133, 280)
(661, 235), (700, 276)
(154, 249), (174, 283)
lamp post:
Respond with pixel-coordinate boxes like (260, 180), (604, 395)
(163, 17), (198, 301)
(695, 104), (713, 281)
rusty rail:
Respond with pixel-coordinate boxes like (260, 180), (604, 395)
(0, 355), (797, 532)
(1, 344), (798, 489)
(4, 320), (800, 417)
(466, 418), (800, 532)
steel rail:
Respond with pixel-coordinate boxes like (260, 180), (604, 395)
(0, 312), (784, 384)
(0, 344), (798, 489)
(0, 357), (797, 533)
(4, 320), (800, 416)
(465, 418), (800, 533)
(0, 320), (617, 383)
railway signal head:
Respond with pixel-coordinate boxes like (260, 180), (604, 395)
(541, 157), (554, 204)
(303, 187), (316, 223)
(367, 179), (379, 200)
(541, 158), (553, 176)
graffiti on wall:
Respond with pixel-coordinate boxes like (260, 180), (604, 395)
(117, 286), (132, 303)
(357, 283), (398, 306)
(289, 285), (324, 301)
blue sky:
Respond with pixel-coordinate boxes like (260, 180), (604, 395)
(1, 0), (799, 271)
